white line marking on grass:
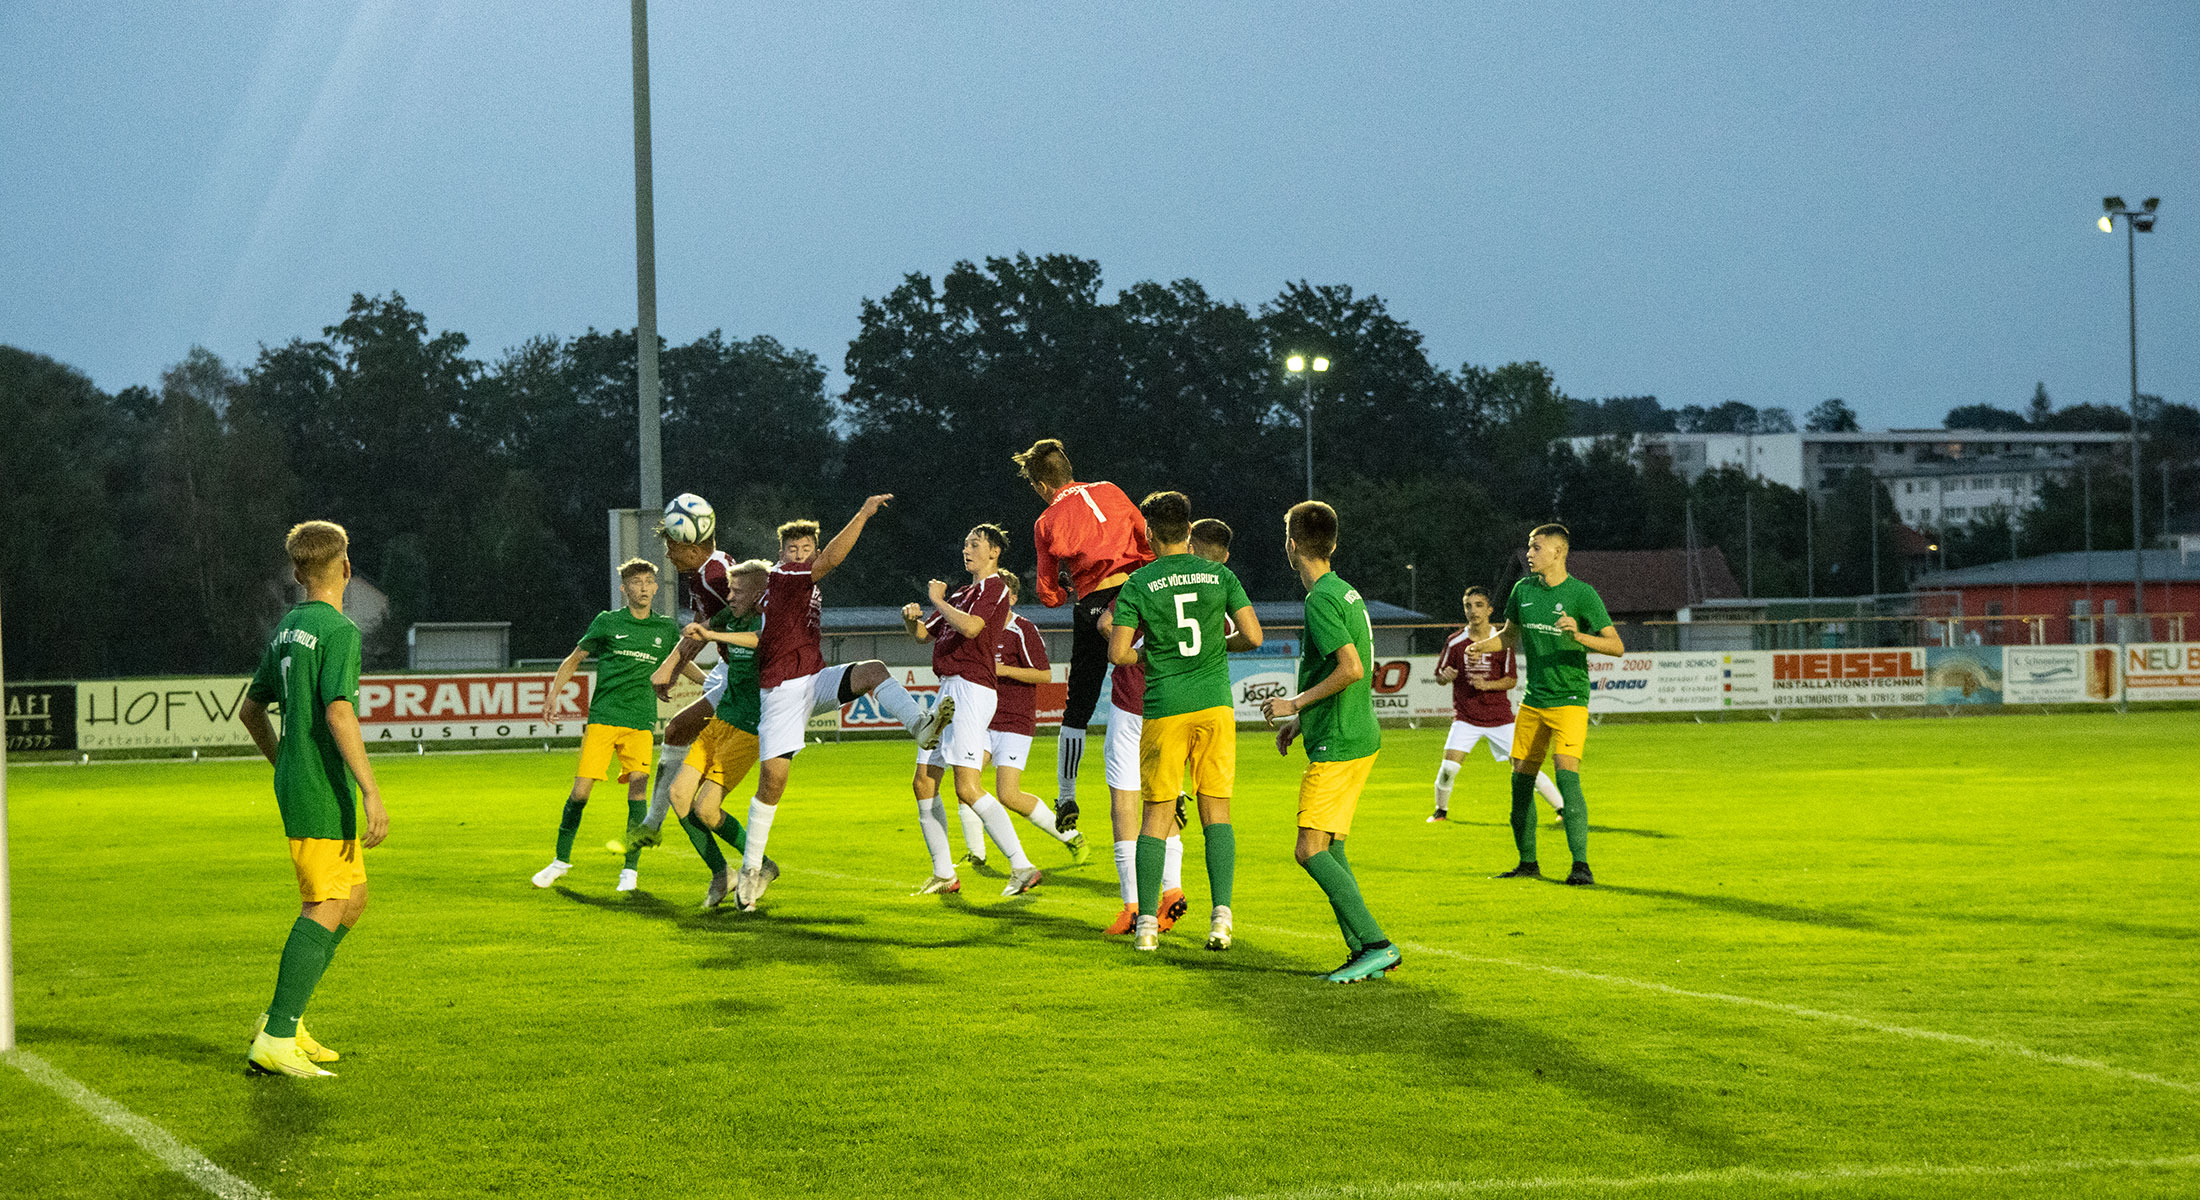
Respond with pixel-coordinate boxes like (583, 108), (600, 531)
(5, 1049), (276, 1200)
(1212, 1153), (2200, 1199)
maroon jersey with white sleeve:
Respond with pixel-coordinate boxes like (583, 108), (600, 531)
(990, 614), (1050, 735)
(924, 575), (1012, 687)
(758, 561), (825, 687)
(678, 549), (738, 623)
(1440, 628), (1516, 727)
(1109, 651), (1146, 714)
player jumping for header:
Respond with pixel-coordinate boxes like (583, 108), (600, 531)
(1014, 438), (1154, 836)
(1466, 524), (1623, 886)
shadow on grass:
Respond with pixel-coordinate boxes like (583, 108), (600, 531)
(1592, 884), (1882, 932)
(1435, 818), (1674, 838)
(15, 1024), (235, 1073)
(1923, 908), (2198, 943)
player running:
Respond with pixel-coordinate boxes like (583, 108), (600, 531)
(533, 559), (688, 893)
(1014, 438), (1154, 835)
(903, 527), (1043, 898)
(236, 520), (390, 1077)
(1429, 586), (1565, 823)
(1108, 491), (1263, 952)
(1467, 524), (1624, 886)
(734, 496), (950, 909)
(956, 571), (1089, 867)
(1262, 501), (1400, 983)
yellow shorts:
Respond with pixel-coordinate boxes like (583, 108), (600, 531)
(290, 837), (365, 902)
(578, 723), (654, 783)
(1140, 706), (1236, 805)
(1297, 753), (1378, 836)
(682, 717), (759, 792)
(1511, 704), (1589, 765)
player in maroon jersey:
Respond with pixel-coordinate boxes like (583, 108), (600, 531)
(955, 571), (1089, 867)
(901, 526), (1043, 898)
(1430, 586), (1565, 822)
(730, 495), (949, 909)
(1013, 438), (1155, 833)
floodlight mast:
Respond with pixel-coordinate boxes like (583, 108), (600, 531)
(632, 0), (671, 611)
(2100, 196), (2159, 621)
(1, 594), (14, 1052)
(1286, 354), (1332, 500)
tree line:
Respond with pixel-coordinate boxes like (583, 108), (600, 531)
(4, 253), (2193, 679)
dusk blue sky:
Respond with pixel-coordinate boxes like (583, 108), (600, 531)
(4, 2), (2195, 430)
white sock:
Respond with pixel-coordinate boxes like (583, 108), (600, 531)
(1434, 760), (1460, 811)
(1536, 772), (1566, 813)
(644, 744), (683, 830)
(872, 677), (927, 738)
(1162, 834), (1183, 892)
(916, 795), (956, 876)
(1113, 840), (1137, 905)
(741, 798), (776, 871)
(958, 800), (988, 857)
(1023, 796), (1074, 842)
(1057, 726), (1086, 805)
(972, 794), (1033, 870)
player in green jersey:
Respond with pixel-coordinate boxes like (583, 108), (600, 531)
(533, 559), (693, 894)
(1263, 502), (1399, 982)
(237, 520), (389, 1078)
(1467, 523), (1624, 886)
(658, 559), (773, 909)
(1108, 491), (1263, 953)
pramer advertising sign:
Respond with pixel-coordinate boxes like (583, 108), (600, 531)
(355, 673), (591, 742)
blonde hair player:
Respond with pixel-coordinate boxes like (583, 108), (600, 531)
(236, 520), (389, 1077)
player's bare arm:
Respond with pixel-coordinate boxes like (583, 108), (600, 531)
(1230, 604), (1265, 651)
(902, 602), (933, 643)
(546, 643), (589, 722)
(682, 621), (758, 649)
(812, 493), (893, 582)
(325, 698), (388, 848)
(927, 578), (987, 638)
(1262, 642), (1362, 722)
(1556, 614), (1625, 656)
(996, 663), (1052, 685)
(1467, 622), (1519, 654)
(237, 696), (280, 764)
(1106, 620), (1142, 667)
(1272, 714), (1301, 756)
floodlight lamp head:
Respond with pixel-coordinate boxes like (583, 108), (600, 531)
(1311, 356), (1331, 372)
(2103, 196), (2126, 213)
(2098, 215), (2115, 233)
(2143, 197), (2160, 212)
(2133, 215), (2156, 233)
(1286, 354), (1306, 373)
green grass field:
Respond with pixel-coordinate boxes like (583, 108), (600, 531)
(4, 713), (2198, 1199)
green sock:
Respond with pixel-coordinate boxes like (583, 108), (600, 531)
(1509, 773), (1538, 863)
(328, 923), (350, 957)
(264, 918), (336, 1038)
(1325, 839), (1362, 952)
(555, 797), (586, 862)
(1203, 822), (1235, 908)
(680, 814), (727, 874)
(623, 800), (646, 870)
(1135, 834), (1166, 917)
(1556, 770), (1589, 865)
(1302, 849), (1385, 949)
(708, 812), (746, 854)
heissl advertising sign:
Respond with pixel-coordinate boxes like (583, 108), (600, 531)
(1718, 650), (1928, 708)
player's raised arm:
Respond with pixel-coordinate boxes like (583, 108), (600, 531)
(927, 578), (987, 638)
(902, 602), (933, 643)
(812, 493), (892, 582)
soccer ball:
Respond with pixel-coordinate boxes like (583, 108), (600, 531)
(662, 493), (716, 544)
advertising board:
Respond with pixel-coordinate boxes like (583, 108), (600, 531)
(2002, 646), (2120, 704)
(2122, 642), (2200, 701)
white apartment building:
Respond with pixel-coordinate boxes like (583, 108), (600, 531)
(1562, 430), (2129, 529)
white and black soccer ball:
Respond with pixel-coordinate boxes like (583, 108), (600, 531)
(662, 493), (716, 544)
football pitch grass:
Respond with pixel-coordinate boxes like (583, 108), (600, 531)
(4, 713), (2197, 1200)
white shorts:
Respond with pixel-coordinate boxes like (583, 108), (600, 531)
(701, 660), (729, 707)
(917, 676), (998, 771)
(757, 665), (855, 760)
(1445, 719), (1513, 762)
(987, 729), (1033, 771)
(1103, 702), (1142, 792)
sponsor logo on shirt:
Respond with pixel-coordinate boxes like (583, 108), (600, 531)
(275, 628), (321, 650)
(1145, 571), (1222, 591)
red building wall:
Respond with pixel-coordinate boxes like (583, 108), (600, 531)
(1917, 580), (2200, 643)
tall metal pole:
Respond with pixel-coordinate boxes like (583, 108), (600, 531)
(1804, 492), (1815, 604)
(1743, 487), (1754, 598)
(632, 0), (670, 611)
(1869, 483), (1880, 597)
(1303, 374), (1315, 501)
(2126, 220), (2144, 622)
(2083, 462), (2094, 639)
